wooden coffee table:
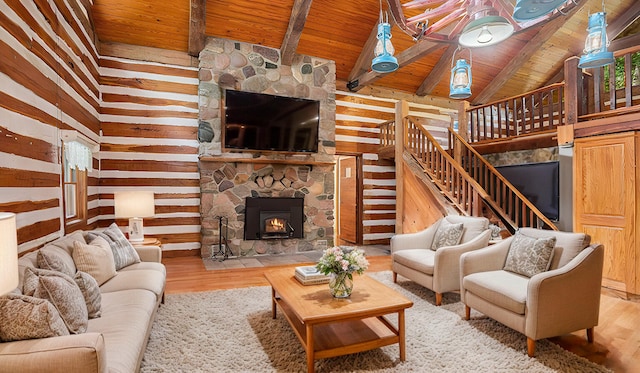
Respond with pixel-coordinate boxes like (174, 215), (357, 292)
(264, 268), (413, 373)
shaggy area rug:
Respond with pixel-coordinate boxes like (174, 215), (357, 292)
(141, 271), (611, 372)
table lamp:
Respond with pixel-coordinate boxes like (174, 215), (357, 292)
(114, 191), (155, 242)
(0, 212), (18, 295)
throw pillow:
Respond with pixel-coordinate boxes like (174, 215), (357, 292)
(74, 271), (102, 319)
(0, 294), (69, 342)
(87, 223), (140, 270)
(73, 236), (117, 286)
(22, 267), (88, 334)
(430, 219), (464, 250)
(37, 247), (76, 277)
(503, 231), (557, 278)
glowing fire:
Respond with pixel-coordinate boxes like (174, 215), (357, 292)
(266, 218), (286, 233)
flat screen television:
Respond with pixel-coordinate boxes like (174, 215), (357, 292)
(495, 161), (560, 221)
(223, 89), (320, 153)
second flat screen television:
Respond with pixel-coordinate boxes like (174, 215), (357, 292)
(223, 89), (320, 153)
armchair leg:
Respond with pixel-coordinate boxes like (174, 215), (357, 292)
(527, 338), (536, 357)
(392, 272), (397, 283)
(435, 293), (442, 306)
(587, 327), (594, 343)
(464, 305), (470, 320)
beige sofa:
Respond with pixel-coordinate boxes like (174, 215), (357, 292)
(0, 230), (166, 373)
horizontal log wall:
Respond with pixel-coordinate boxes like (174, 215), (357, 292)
(335, 90), (456, 244)
(0, 0), (100, 254)
(98, 56), (200, 252)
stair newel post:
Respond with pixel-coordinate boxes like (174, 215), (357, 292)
(395, 100), (410, 234)
(560, 56), (581, 146)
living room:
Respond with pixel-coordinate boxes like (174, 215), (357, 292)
(1, 0), (640, 372)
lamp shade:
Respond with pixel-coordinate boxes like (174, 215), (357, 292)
(0, 213), (19, 296)
(114, 191), (155, 218)
(458, 16), (514, 48)
(512, 0), (566, 22)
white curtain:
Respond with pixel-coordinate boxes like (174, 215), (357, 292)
(64, 141), (93, 171)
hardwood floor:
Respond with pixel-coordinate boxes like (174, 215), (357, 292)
(163, 255), (638, 372)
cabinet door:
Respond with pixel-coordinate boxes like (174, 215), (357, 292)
(574, 132), (637, 294)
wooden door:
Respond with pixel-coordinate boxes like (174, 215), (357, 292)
(338, 156), (360, 244)
(574, 132), (638, 294)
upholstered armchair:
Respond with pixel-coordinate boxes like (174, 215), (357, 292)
(391, 215), (491, 306)
(460, 228), (604, 357)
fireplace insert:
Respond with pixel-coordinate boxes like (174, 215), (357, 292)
(244, 197), (304, 240)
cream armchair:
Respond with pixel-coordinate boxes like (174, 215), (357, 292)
(391, 215), (491, 306)
(460, 228), (604, 357)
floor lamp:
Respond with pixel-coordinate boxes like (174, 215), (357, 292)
(0, 213), (19, 296)
(114, 191), (155, 242)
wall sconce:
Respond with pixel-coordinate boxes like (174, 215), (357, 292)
(450, 48), (472, 99)
(114, 191), (155, 242)
(371, 6), (398, 73)
(513, 0), (567, 22)
(0, 213), (18, 296)
(578, 11), (614, 69)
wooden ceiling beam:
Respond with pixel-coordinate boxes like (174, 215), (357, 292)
(607, 1), (640, 39)
(416, 44), (457, 96)
(472, 0), (587, 105)
(348, 24), (379, 82)
(188, 0), (206, 57)
(347, 40), (445, 91)
(281, 0), (314, 66)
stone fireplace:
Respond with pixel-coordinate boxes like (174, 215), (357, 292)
(197, 37), (336, 258)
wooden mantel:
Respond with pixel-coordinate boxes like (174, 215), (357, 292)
(199, 156), (335, 168)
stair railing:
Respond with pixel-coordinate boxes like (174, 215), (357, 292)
(448, 127), (558, 231)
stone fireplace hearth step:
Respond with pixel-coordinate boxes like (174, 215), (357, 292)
(202, 245), (390, 271)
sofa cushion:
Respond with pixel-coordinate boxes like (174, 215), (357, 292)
(446, 215), (489, 243)
(0, 294), (70, 342)
(99, 269), (166, 302)
(73, 236), (117, 286)
(22, 267), (88, 334)
(87, 223), (141, 270)
(37, 247), (76, 277)
(392, 249), (435, 275)
(503, 231), (556, 278)
(463, 270), (529, 314)
(74, 271), (102, 319)
(430, 219), (464, 250)
(518, 228), (591, 270)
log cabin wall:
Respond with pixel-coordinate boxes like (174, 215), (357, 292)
(0, 0), (100, 254)
(97, 55), (201, 253)
(335, 88), (458, 244)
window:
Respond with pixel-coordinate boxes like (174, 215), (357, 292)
(62, 140), (93, 226)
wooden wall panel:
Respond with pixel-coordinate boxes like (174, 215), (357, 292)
(0, 0), (100, 254)
(98, 55), (200, 253)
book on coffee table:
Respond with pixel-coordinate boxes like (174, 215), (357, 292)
(294, 266), (329, 285)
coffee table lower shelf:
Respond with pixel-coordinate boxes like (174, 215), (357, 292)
(273, 294), (405, 372)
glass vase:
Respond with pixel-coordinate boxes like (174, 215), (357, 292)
(329, 271), (353, 298)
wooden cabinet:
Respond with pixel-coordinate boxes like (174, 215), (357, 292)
(574, 131), (639, 295)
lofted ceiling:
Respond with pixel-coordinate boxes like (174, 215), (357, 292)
(92, 0), (640, 104)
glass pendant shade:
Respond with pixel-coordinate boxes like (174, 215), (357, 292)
(372, 22), (399, 73)
(450, 59), (472, 99)
(458, 16), (514, 48)
(578, 12), (614, 69)
(513, 0), (567, 22)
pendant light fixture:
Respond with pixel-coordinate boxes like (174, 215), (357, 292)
(578, 8), (614, 69)
(512, 0), (567, 22)
(371, 0), (399, 73)
(450, 47), (472, 99)
(459, 0), (514, 48)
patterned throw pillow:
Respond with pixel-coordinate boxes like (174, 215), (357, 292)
(37, 247), (76, 277)
(503, 231), (557, 277)
(0, 294), (69, 342)
(430, 219), (464, 250)
(87, 223), (140, 270)
(73, 236), (117, 286)
(22, 267), (88, 334)
(74, 271), (102, 319)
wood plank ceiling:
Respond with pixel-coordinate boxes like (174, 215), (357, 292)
(92, 0), (640, 104)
